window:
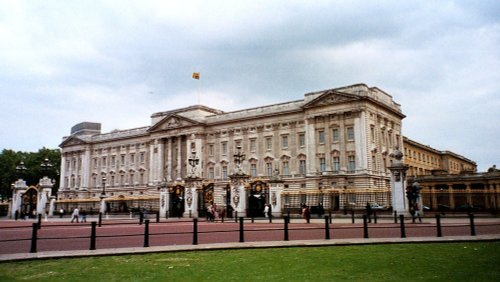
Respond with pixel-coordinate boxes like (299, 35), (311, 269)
(347, 127), (355, 141)
(111, 156), (116, 166)
(208, 167), (215, 179)
(93, 158), (98, 168)
(332, 128), (339, 142)
(250, 164), (257, 177)
(222, 166), (228, 179)
(298, 133), (305, 147)
(208, 144), (214, 156)
(221, 142), (228, 155)
(140, 152), (145, 164)
(282, 161), (289, 175)
(129, 173), (134, 185)
(265, 137), (272, 151)
(348, 155), (356, 173)
(370, 126), (375, 142)
(266, 163), (273, 176)
(249, 139), (256, 152)
(121, 155), (125, 165)
(319, 157), (326, 172)
(332, 157), (340, 172)
(318, 130), (325, 144)
(130, 154), (135, 164)
(299, 160), (306, 174)
(281, 135), (289, 149)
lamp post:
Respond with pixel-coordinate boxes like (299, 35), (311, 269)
(40, 158), (53, 176)
(100, 176), (107, 213)
(188, 150), (200, 178)
(16, 161), (27, 179)
(233, 145), (246, 174)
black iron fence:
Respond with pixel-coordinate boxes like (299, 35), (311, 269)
(1, 212), (499, 255)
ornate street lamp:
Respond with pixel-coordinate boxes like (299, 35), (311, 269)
(233, 145), (246, 171)
(188, 150), (199, 177)
(101, 176), (107, 197)
(40, 158), (53, 176)
(16, 161), (27, 178)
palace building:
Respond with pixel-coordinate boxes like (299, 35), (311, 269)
(57, 83), (406, 217)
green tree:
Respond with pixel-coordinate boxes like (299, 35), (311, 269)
(0, 148), (61, 200)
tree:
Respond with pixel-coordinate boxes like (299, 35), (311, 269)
(0, 148), (61, 200)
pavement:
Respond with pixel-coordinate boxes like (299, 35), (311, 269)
(1, 215), (499, 262)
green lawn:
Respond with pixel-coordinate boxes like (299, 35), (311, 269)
(1, 242), (499, 281)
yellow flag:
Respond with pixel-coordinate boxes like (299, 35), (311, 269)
(192, 72), (200, 79)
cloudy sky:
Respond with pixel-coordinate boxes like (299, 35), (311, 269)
(1, 0), (498, 171)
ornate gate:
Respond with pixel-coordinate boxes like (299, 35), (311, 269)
(247, 180), (268, 217)
(198, 183), (214, 218)
(22, 187), (38, 218)
(169, 184), (185, 217)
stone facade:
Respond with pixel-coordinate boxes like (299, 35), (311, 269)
(57, 83), (405, 215)
(403, 137), (477, 176)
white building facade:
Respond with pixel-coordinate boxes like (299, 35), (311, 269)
(57, 84), (405, 217)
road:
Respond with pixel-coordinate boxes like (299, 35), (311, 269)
(1, 215), (499, 255)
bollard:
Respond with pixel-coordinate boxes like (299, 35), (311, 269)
(469, 213), (476, 236)
(189, 210), (192, 218)
(239, 217), (244, 243)
(251, 216), (254, 223)
(235, 211), (238, 223)
(269, 214), (272, 223)
(324, 216), (330, 240)
(435, 214), (442, 237)
(90, 221), (97, 250)
(156, 211), (160, 223)
(139, 212), (144, 225)
(98, 212), (102, 227)
(143, 219), (150, 247)
(399, 214), (406, 238)
(329, 211), (332, 224)
(37, 213), (42, 230)
(30, 223), (38, 253)
(193, 218), (198, 245)
(374, 211), (377, 224)
(284, 216), (289, 241)
(394, 211), (398, 224)
(351, 210), (355, 224)
(363, 215), (369, 239)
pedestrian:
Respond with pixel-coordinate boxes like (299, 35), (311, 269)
(264, 204), (270, 218)
(317, 202), (324, 218)
(302, 204), (311, 223)
(366, 202), (372, 223)
(414, 203), (422, 223)
(71, 207), (79, 223)
(206, 204), (214, 222)
(59, 208), (65, 218)
(80, 210), (87, 223)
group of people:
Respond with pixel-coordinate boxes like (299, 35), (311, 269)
(206, 204), (225, 222)
(67, 208), (87, 223)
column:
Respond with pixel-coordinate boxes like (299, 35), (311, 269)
(305, 117), (315, 175)
(166, 138), (172, 181)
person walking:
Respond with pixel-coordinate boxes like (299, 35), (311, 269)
(413, 203), (422, 223)
(366, 202), (372, 223)
(302, 204), (311, 223)
(264, 204), (270, 218)
(71, 207), (79, 223)
(80, 209), (87, 223)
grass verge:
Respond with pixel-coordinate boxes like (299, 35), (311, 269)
(0, 242), (499, 281)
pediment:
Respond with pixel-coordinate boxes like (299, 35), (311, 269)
(148, 114), (203, 132)
(303, 90), (360, 108)
(59, 136), (88, 147)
